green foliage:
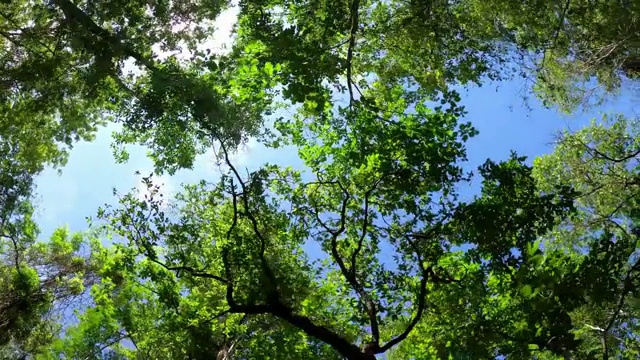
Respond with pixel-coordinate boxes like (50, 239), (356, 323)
(56, 76), (583, 359)
(0, 106), (102, 356)
(1, 218), (102, 357)
(532, 114), (640, 358)
(1, 0), (639, 359)
(452, 153), (577, 266)
(457, 0), (640, 112)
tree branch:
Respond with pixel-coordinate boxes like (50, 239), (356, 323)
(153, 260), (229, 284)
(346, 0), (361, 105)
(539, 0), (571, 69)
(350, 188), (373, 276)
(229, 302), (369, 360)
(327, 191), (383, 346)
(226, 178), (239, 242)
(52, 0), (155, 70)
(217, 136), (278, 291)
(304, 175), (383, 347)
(377, 234), (429, 353)
(222, 247), (236, 308)
(377, 221), (455, 354)
(605, 261), (639, 334)
(379, 274), (428, 353)
(0, 232), (22, 273)
(52, 0), (226, 136)
(200, 142), (372, 359)
(349, 186), (381, 344)
(581, 141), (640, 163)
(121, 207), (229, 284)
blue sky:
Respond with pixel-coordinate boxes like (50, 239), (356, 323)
(31, 72), (637, 360)
(21, 4), (640, 358)
(32, 77), (636, 241)
(31, 0), (639, 242)
(29, 29), (637, 358)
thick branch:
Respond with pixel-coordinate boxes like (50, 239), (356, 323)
(222, 247), (236, 308)
(582, 141), (640, 163)
(230, 302), (368, 360)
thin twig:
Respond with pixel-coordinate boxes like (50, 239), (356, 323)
(346, 0), (361, 105)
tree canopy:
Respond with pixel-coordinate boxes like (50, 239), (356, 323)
(0, 0), (639, 359)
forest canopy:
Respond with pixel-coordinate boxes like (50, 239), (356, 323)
(0, 0), (639, 359)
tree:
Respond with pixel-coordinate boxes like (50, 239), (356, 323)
(455, 0), (640, 112)
(4, 0), (630, 181)
(0, 0), (119, 173)
(0, 141), (101, 358)
(532, 114), (640, 359)
(1, 0), (639, 359)
(2, 0), (636, 180)
(1, 0), (270, 175)
(229, 0), (640, 116)
(45, 80), (583, 359)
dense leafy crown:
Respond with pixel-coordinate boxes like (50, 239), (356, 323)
(0, 0), (639, 359)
